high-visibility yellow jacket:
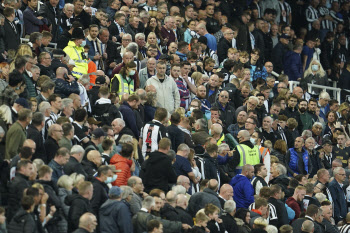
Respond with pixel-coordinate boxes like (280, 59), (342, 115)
(63, 41), (89, 78)
(236, 144), (261, 169)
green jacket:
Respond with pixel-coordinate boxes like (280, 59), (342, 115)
(300, 112), (313, 131)
(23, 72), (37, 98)
(58, 136), (72, 151)
(5, 121), (26, 159)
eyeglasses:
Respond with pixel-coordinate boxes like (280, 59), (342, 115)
(190, 105), (199, 108)
(246, 121), (255, 124)
(220, 95), (228, 98)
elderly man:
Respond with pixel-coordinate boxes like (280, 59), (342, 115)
(329, 167), (347, 223)
(235, 96), (259, 118)
(232, 130), (260, 174)
(161, 16), (176, 46)
(38, 52), (55, 79)
(218, 184), (234, 208)
(318, 92), (331, 121)
(44, 124), (63, 163)
(111, 118), (134, 144)
(128, 176), (147, 215)
(139, 58), (156, 88)
(285, 137), (311, 177)
(212, 90), (236, 128)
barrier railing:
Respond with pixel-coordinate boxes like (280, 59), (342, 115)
(20, 38), (57, 49)
(307, 83), (341, 102)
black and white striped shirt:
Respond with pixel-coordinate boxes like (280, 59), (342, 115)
(306, 6), (319, 30)
(340, 224), (350, 233)
(279, 1), (291, 25)
(319, 6), (333, 30)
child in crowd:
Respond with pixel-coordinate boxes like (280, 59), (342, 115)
(205, 204), (226, 233)
(192, 211), (210, 233)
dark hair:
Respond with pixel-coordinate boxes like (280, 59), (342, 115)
(254, 163), (265, 175)
(48, 94), (60, 105)
(120, 62), (137, 78)
(62, 122), (73, 136)
(235, 208), (250, 224)
(21, 195), (35, 211)
(74, 108), (87, 122)
(8, 70), (24, 87)
(25, 187), (39, 197)
(20, 147), (33, 159)
(121, 143), (134, 158)
(32, 112), (44, 126)
(170, 112), (181, 124)
(15, 56), (27, 70)
(192, 109), (203, 120)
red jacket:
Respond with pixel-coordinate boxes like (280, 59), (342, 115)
(110, 154), (133, 186)
(286, 196), (302, 220)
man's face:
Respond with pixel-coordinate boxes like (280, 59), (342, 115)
(246, 167), (254, 179)
(42, 36), (52, 47)
(336, 169), (346, 183)
(288, 97), (298, 108)
(241, 87), (250, 98)
(218, 91), (229, 105)
(262, 89), (270, 100)
(42, 54), (52, 66)
(257, 96), (264, 106)
(267, 79), (275, 88)
(322, 207), (332, 221)
(117, 16), (126, 26)
(23, 163), (34, 177)
(131, 17), (140, 28)
(270, 105), (280, 115)
(52, 97), (62, 110)
(337, 135), (346, 147)
(237, 111), (247, 124)
(297, 190), (306, 202)
(147, 47), (158, 58)
(53, 125), (64, 140)
(319, 98), (329, 107)
(211, 110), (220, 121)
(323, 144), (333, 154)
(89, 26), (99, 39)
(197, 86), (206, 99)
(294, 137), (304, 149)
(206, 5), (214, 15)
(153, 196), (163, 212)
(263, 118), (272, 130)
(64, 6), (74, 18)
(168, 43), (178, 54)
(247, 99), (258, 110)
(181, 65), (191, 77)
(224, 29), (234, 41)
(121, 35), (131, 47)
(59, 154), (70, 166)
(312, 125), (323, 136)
(147, 59), (156, 71)
(64, 103), (74, 117)
(245, 118), (256, 130)
(308, 101), (317, 112)
(74, 0), (84, 13)
(259, 165), (268, 178)
(157, 64), (166, 76)
(165, 17), (175, 29)
(306, 139), (315, 150)
(186, 7), (193, 18)
(209, 75), (218, 88)
(130, 8), (139, 17)
(265, 62), (273, 73)
(99, 30), (110, 43)
(135, 37), (145, 47)
(123, 52), (133, 64)
(171, 66), (180, 78)
(251, 52), (259, 61)
(205, 62), (215, 72)
(330, 102), (340, 112)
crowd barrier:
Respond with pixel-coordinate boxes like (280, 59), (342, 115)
(20, 38), (57, 50)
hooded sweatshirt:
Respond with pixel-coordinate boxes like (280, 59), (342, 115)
(230, 174), (254, 209)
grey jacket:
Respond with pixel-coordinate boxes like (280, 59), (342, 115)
(188, 188), (222, 217)
(129, 192), (143, 215)
(139, 67), (155, 89)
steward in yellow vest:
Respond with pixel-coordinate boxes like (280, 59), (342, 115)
(63, 28), (89, 79)
(232, 130), (261, 174)
(110, 61), (137, 99)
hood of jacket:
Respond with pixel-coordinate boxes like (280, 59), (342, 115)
(230, 174), (249, 187)
(147, 151), (170, 165)
(95, 97), (111, 105)
(235, 217), (245, 226)
(64, 193), (87, 206)
(100, 199), (124, 216)
(110, 154), (133, 166)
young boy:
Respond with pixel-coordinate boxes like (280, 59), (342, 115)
(0, 207), (6, 233)
(192, 210), (210, 233)
(204, 204), (226, 233)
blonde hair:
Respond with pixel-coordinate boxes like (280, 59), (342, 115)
(57, 175), (74, 190)
(70, 173), (85, 187)
(304, 59), (326, 77)
(0, 105), (13, 124)
(191, 72), (203, 86)
(33, 159), (45, 171)
(10, 44), (33, 72)
(32, 182), (44, 191)
(175, 107), (186, 119)
(228, 48), (238, 54)
(146, 32), (161, 52)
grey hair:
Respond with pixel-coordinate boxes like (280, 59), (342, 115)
(177, 143), (190, 152)
(275, 163), (287, 175)
(196, 118), (207, 130)
(319, 91), (330, 100)
(115, 118), (125, 127)
(119, 134), (133, 144)
(79, 74), (90, 85)
(266, 225), (278, 233)
(62, 98), (73, 109)
(70, 145), (85, 155)
(218, 143), (229, 154)
(301, 130), (312, 138)
(126, 42), (139, 56)
(64, 3), (74, 11)
(224, 200), (236, 213)
(301, 220), (314, 232)
(249, 96), (259, 104)
(312, 122), (323, 129)
(305, 137), (315, 144)
(164, 16), (174, 24)
(122, 33), (132, 40)
(120, 186), (133, 199)
(172, 185), (186, 195)
(333, 167), (345, 176)
(142, 196), (155, 209)
(31, 65), (40, 71)
(135, 33), (145, 40)
(167, 149), (176, 161)
(38, 101), (51, 114)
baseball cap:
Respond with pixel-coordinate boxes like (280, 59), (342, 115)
(15, 98), (29, 109)
(279, 33), (291, 39)
(323, 140), (333, 146)
(91, 128), (107, 138)
(87, 117), (101, 125)
(95, 76), (106, 85)
(109, 186), (122, 196)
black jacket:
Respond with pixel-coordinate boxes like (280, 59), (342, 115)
(38, 1), (61, 41)
(221, 212), (238, 233)
(27, 124), (46, 162)
(38, 64), (55, 80)
(7, 173), (31, 222)
(115, 126), (135, 144)
(268, 197), (289, 228)
(63, 156), (88, 178)
(206, 17), (220, 34)
(50, 58), (70, 74)
(108, 22), (123, 42)
(90, 177), (109, 216)
(292, 216), (324, 233)
(57, 30), (71, 49)
(141, 150), (177, 193)
(212, 101), (236, 129)
(7, 208), (37, 233)
(44, 136), (59, 164)
(65, 194), (93, 233)
(87, 86), (100, 106)
(252, 29), (265, 60)
(105, 39), (121, 69)
(218, 37), (233, 64)
(167, 124), (184, 152)
(3, 18), (20, 51)
(175, 206), (194, 226)
(268, 174), (290, 193)
(54, 79), (80, 98)
(232, 17), (251, 53)
(271, 42), (289, 74)
(72, 10), (91, 29)
(82, 160), (98, 179)
(91, 100), (121, 126)
(320, 40), (333, 70)
(202, 152), (219, 181)
(160, 203), (180, 221)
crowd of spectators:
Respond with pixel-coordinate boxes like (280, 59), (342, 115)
(1, 0), (350, 232)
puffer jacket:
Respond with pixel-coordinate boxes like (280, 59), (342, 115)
(65, 193), (93, 233)
(110, 154), (133, 186)
(7, 208), (37, 233)
(54, 78), (80, 98)
(91, 98), (121, 126)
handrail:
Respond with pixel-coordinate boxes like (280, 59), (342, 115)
(20, 38), (57, 49)
(307, 83), (341, 102)
(288, 81), (300, 92)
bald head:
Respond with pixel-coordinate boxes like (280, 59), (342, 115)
(301, 220), (314, 233)
(78, 213), (97, 232)
(242, 164), (254, 179)
(237, 130), (250, 141)
(56, 67), (68, 78)
(211, 123), (223, 136)
(166, 190), (177, 206)
(176, 193), (188, 209)
(87, 150), (102, 167)
(219, 184), (233, 200)
(23, 139), (36, 154)
(208, 179), (219, 191)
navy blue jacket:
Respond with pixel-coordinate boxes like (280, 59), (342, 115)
(328, 178), (347, 223)
(167, 124), (184, 152)
(119, 102), (139, 139)
(54, 78), (80, 98)
(230, 174), (254, 209)
(284, 50), (303, 81)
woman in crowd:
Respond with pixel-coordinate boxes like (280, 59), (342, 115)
(184, 20), (198, 44)
(235, 208), (251, 233)
(146, 32), (162, 60)
(323, 111), (338, 136)
(271, 139), (287, 165)
(301, 59), (329, 96)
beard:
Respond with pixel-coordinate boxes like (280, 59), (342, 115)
(299, 107), (306, 113)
